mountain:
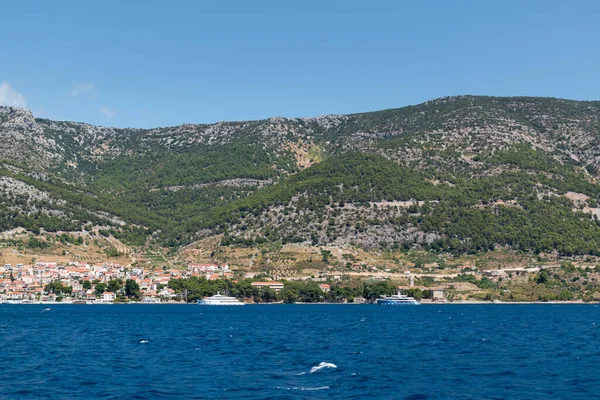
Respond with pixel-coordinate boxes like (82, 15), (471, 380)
(2, 95), (600, 255)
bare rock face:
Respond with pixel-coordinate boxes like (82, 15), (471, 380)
(0, 106), (38, 130)
(0, 107), (47, 165)
(0, 176), (51, 202)
(2, 95), (600, 177)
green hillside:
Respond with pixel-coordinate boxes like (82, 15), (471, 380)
(1, 95), (600, 255)
(195, 149), (600, 255)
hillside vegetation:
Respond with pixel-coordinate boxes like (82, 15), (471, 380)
(1, 95), (600, 256)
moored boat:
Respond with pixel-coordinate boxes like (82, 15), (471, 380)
(376, 291), (420, 305)
(197, 292), (245, 306)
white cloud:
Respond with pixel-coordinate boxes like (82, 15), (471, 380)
(100, 106), (115, 118)
(71, 81), (96, 97)
(0, 82), (27, 108)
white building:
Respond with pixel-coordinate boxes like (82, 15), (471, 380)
(251, 282), (284, 292)
(101, 291), (116, 302)
(319, 284), (331, 293)
(36, 261), (58, 269)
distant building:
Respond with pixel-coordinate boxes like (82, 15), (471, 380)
(251, 282), (284, 292)
(208, 274), (221, 281)
(158, 287), (175, 298)
(319, 284), (331, 292)
(72, 283), (83, 293)
(431, 288), (446, 302)
(142, 296), (159, 303)
(36, 261), (58, 269)
(188, 264), (219, 273)
(101, 291), (116, 302)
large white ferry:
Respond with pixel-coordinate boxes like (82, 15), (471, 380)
(197, 292), (245, 306)
(376, 291), (420, 306)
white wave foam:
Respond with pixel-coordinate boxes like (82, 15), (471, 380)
(276, 386), (330, 391)
(310, 362), (337, 373)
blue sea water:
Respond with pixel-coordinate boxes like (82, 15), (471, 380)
(1, 304), (599, 399)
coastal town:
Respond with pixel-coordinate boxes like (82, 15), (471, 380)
(0, 260), (227, 303)
(0, 258), (344, 304)
(0, 253), (444, 303)
(2, 231), (600, 304)
(3, 252), (600, 304)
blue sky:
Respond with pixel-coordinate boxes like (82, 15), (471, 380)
(0, 0), (598, 128)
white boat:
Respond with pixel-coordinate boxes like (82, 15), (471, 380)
(376, 291), (420, 305)
(197, 292), (245, 306)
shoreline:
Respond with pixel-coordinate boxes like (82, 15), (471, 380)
(3, 300), (599, 305)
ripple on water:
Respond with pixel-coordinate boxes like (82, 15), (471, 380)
(0, 304), (599, 399)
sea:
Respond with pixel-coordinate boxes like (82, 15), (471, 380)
(1, 304), (599, 399)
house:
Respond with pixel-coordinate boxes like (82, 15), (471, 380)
(156, 274), (172, 284)
(251, 282), (284, 292)
(36, 261), (58, 269)
(188, 264), (219, 273)
(139, 279), (156, 292)
(101, 291), (116, 302)
(5, 292), (23, 300)
(158, 287), (175, 298)
(319, 284), (331, 292)
(431, 288), (446, 302)
(142, 296), (159, 303)
(40, 276), (53, 285)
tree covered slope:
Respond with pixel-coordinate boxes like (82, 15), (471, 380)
(1, 95), (600, 254)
